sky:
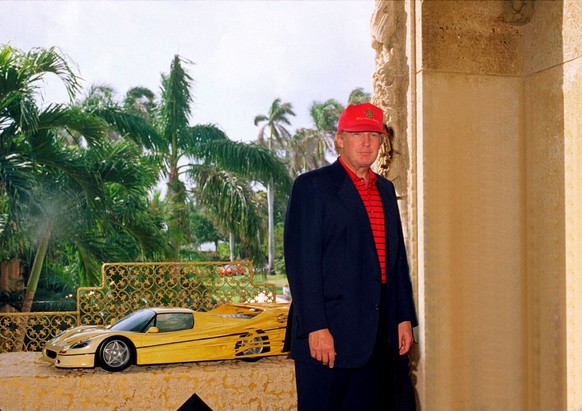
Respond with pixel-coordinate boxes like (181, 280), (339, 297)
(1, 0), (377, 143)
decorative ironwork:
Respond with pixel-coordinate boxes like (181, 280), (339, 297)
(0, 261), (276, 353)
(0, 312), (78, 353)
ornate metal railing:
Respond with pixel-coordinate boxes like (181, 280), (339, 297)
(0, 261), (276, 353)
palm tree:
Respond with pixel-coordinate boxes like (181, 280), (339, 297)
(189, 132), (291, 261)
(157, 55), (195, 255)
(123, 86), (157, 125)
(254, 98), (295, 274)
(1, 45), (97, 311)
(283, 99), (343, 177)
(286, 88), (372, 176)
(154, 56), (292, 262)
(1, 45), (168, 315)
(254, 98), (295, 154)
(347, 87), (371, 105)
(78, 84), (164, 152)
(309, 98), (344, 134)
(309, 98), (344, 160)
(286, 127), (328, 176)
(189, 166), (264, 262)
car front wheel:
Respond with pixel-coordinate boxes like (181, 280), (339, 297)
(97, 338), (133, 372)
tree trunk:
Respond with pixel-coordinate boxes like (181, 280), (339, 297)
(16, 226), (51, 351)
(22, 228), (51, 313)
(229, 232), (235, 261)
(267, 178), (275, 275)
(167, 161), (187, 259)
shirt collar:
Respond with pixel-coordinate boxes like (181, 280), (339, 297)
(338, 156), (376, 185)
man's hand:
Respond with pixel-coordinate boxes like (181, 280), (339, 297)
(308, 328), (336, 368)
(398, 321), (414, 355)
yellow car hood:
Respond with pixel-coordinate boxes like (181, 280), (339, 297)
(53, 325), (113, 345)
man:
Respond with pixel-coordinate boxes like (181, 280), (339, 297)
(284, 102), (418, 410)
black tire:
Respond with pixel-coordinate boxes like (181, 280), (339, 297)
(235, 331), (269, 361)
(97, 338), (134, 372)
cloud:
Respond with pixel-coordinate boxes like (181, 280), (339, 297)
(1, 0), (375, 142)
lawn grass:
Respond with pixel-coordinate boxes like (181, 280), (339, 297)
(253, 273), (289, 295)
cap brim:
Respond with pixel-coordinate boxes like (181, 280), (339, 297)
(339, 124), (386, 134)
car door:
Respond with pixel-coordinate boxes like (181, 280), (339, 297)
(137, 312), (198, 365)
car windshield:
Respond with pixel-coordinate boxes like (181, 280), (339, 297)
(109, 309), (156, 332)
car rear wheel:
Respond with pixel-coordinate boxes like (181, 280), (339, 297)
(97, 338), (133, 372)
(235, 331), (268, 361)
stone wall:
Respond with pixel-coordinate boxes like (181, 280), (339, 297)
(0, 352), (296, 411)
(371, 1), (582, 409)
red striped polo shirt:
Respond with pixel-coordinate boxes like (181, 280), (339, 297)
(339, 157), (387, 284)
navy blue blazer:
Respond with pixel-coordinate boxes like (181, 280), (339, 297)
(284, 160), (417, 368)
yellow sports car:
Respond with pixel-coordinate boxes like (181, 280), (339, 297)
(42, 302), (290, 372)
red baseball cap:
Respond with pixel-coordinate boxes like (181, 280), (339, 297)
(337, 103), (386, 134)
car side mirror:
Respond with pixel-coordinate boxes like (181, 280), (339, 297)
(146, 326), (160, 333)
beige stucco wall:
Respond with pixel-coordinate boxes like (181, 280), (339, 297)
(373, 1), (582, 410)
(563, 45), (582, 411)
(524, 4), (565, 408)
(420, 71), (526, 409)
(524, 2), (582, 409)
(415, 2), (527, 408)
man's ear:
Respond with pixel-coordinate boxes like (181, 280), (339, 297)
(335, 132), (343, 150)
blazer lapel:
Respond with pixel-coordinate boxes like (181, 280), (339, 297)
(331, 161), (373, 231)
(330, 161), (378, 259)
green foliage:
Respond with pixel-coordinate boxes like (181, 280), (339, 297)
(0, 45), (171, 310)
(347, 87), (372, 105)
(189, 206), (224, 246)
(1, 44), (369, 311)
(254, 98), (296, 155)
(273, 223), (286, 275)
(32, 261), (77, 311)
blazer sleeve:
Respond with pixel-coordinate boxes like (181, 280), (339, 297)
(284, 173), (329, 337)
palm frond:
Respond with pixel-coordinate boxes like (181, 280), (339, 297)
(189, 165), (263, 255)
(253, 114), (268, 126)
(188, 136), (292, 194)
(189, 123), (228, 144)
(0, 153), (34, 205)
(347, 87), (371, 105)
(309, 99), (344, 133)
(27, 131), (105, 207)
(160, 55), (194, 147)
(93, 140), (158, 188)
(37, 104), (108, 146)
(287, 128), (331, 176)
(123, 86), (158, 124)
(92, 107), (164, 151)
(72, 244), (102, 287)
(254, 98), (296, 151)
(24, 46), (80, 100)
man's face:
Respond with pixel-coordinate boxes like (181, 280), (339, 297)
(335, 131), (384, 173)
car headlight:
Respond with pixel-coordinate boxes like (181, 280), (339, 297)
(69, 338), (92, 349)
